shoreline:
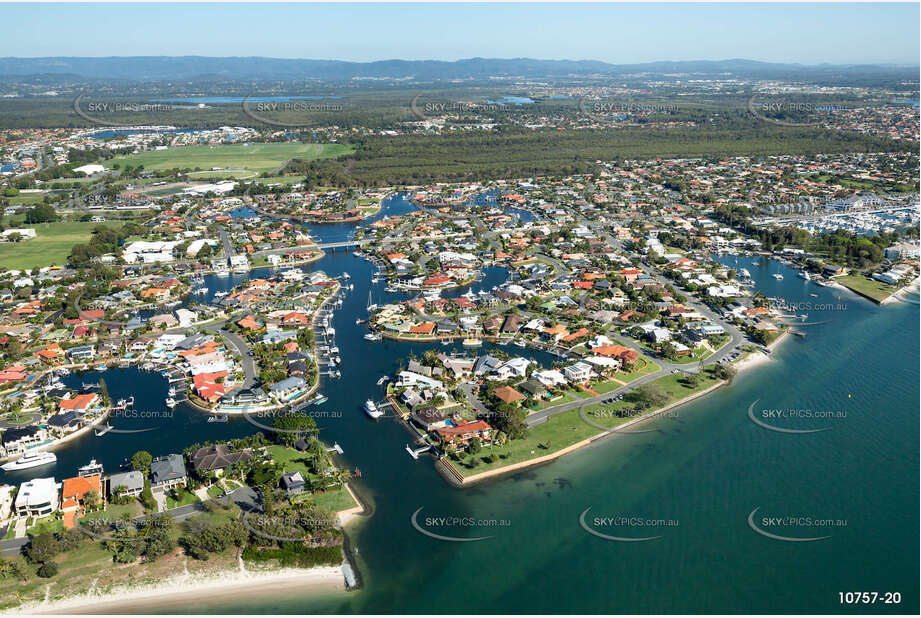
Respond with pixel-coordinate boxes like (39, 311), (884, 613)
(16, 564), (345, 615)
(452, 379), (728, 486)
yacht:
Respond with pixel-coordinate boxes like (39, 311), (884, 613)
(364, 332), (382, 342)
(462, 338), (483, 347)
(363, 399), (383, 419)
(514, 339), (526, 348)
(798, 271), (812, 281)
(168, 386), (176, 397)
(310, 394), (328, 405)
(342, 272), (351, 280)
(2, 451), (57, 472)
(207, 415), (229, 423)
(376, 376), (389, 386)
(213, 291), (228, 298)
(334, 356), (342, 365)
(772, 274), (784, 280)
(77, 459), (104, 477)
(116, 396), (135, 408)
(165, 397), (177, 408)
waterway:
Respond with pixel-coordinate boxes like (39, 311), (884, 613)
(3, 194), (917, 613)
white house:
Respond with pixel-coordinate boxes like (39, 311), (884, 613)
(563, 361), (594, 384)
(15, 477), (58, 517)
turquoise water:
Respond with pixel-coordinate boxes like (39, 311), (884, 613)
(6, 195), (916, 613)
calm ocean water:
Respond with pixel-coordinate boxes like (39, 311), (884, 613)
(5, 195), (916, 613)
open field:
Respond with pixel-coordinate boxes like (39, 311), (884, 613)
(835, 274), (896, 303)
(0, 221), (97, 270)
(105, 143), (354, 174)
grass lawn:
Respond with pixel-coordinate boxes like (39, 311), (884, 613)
(105, 143), (354, 174)
(592, 379), (627, 394)
(308, 486), (358, 513)
(0, 221), (97, 270)
(527, 392), (577, 412)
(81, 500), (144, 522)
(836, 274), (895, 303)
(669, 346), (710, 364)
(266, 444), (318, 479)
(455, 407), (599, 476)
(165, 488), (200, 509)
(26, 517), (64, 536)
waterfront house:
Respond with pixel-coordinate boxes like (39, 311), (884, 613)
(66, 345), (96, 361)
(107, 470), (144, 498)
(61, 474), (103, 528)
(15, 477), (58, 517)
(190, 443), (254, 477)
(150, 454), (187, 489)
(280, 471), (306, 495)
(268, 376), (307, 399)
(435, 420), (494, 450)
(0, 426), (46, 457)
(411, 407), (450, 431)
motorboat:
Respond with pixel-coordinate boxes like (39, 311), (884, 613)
(798, 271), (812, 280)
(77, 459), (104, 477)
(116, 396), (135, 408)
(364, 332), (382, 341)
(772, 274), (784, 280)
(165, 397), (177, 408)
(364, 399), (383, 419)
(207, 415), (229, 423)
(168, 386), (176, 397)
(462, 338), (483, 347)
(376, 376), (389, 386)
(2, 451), (57, 472)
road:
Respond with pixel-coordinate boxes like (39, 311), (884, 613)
(202, 319), (258, 395)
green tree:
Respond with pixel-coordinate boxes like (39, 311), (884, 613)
(131, 450), (153, 473)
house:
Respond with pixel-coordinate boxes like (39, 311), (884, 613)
(190, 444), (254, 477)
(150, 454), (187, 489)
(493, 385), (526, 405)
(280, 471), (306, 495)
(59, 393), (99, 411)
(563, 361), (595, 384)
(411, 407), (450, 431)
(435, 420), (494, 449)
(61, 474), (103, 527)
(66, 345), (96, 361)
(15, 477), (58, 517)
(519, 379), (548, 399)
(108, 470), (144, 498)
(268, 376), (306, 399)
(1, 426), (46, 457)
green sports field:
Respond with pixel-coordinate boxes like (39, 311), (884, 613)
(104, 142), (354, 174)
(0, 221), (97, 270)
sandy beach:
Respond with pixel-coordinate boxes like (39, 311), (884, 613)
(16, 564), (345, 615)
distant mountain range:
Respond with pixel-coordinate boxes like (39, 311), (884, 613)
(0, 56), (916, 82)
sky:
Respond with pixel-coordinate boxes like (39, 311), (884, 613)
(1, 2), (918, 65)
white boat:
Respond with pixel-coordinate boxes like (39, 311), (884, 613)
(364, 332), (382, 341)
(342, 272), (351, 279)
(462, 338), (483, 347)
(116, 396), (135, 407)
(78, 459), (104, 477)
(207, 415), (228, 423)
(213, 291), (228, 298)
(513, 339), (526, 347)
(165, 397), (177, 408)
(376, 376), (389, 386)
(2, 451), (57, 472)
(798, 271), (812, 280)
(334, 356), (342, 365)
(364, 399), (383, 419)
(772, 274), (784, 280)
(168, 386), (176, 397)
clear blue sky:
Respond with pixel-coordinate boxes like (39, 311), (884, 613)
(2, 3), (918, 65)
